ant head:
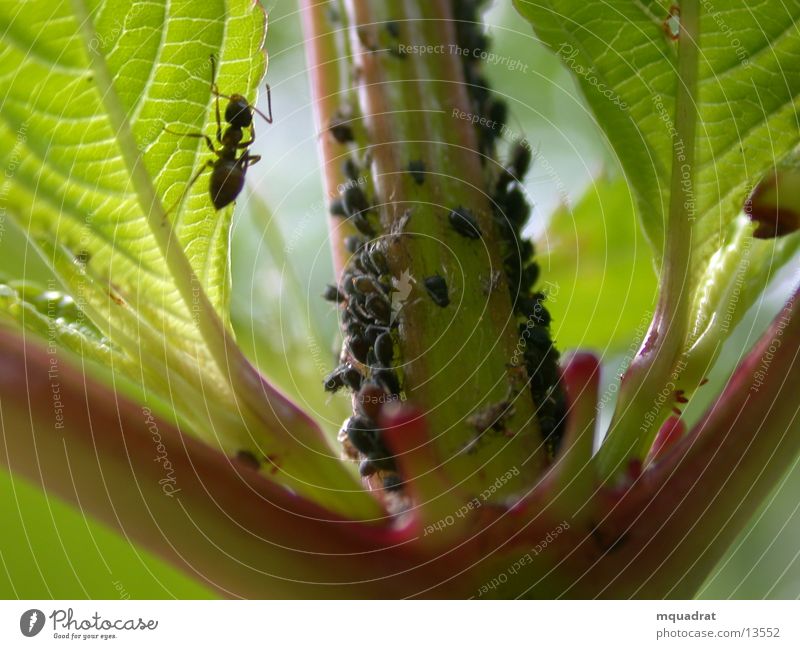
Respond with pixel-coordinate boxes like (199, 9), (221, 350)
(225, 94), (252, 128)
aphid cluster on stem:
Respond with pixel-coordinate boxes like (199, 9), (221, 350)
(453, 1), (504, 162)
(451, 1), (566, 455)
(493, 144), (566, 455)
(323, 220), (405, 493)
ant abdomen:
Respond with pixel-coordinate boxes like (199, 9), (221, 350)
(210, 159), (246, 209)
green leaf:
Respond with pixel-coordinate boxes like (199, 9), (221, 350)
(0, 0), (379, 516)
(0, 279), (117, 366)
(0, 0), (264, 396)
(514, 0), (800, 261)
(538, 175), (658, 353)
(515, 0), (800, 470)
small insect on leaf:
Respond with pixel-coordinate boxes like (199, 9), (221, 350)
(162, 53), (271, 213)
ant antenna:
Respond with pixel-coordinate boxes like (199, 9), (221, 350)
(208, 53), (273, 124)
(258, 84), (273, 124)
(211, 85), (273, 124)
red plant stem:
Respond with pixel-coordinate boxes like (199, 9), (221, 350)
(300, 0), (359, 274)
(0, 328), (480, 597)
(585, 287), (800, 597)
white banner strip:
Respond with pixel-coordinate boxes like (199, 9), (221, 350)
(0, 600), (796, 647)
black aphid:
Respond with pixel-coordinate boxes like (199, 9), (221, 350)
(328, 113), (354, 143)
(385, 21), (400, 38)
(365, 293), (391, 323)
(449, 206), (482, 239)
(347, 334), (370, 364)
(347, 300), (374, 325)
(464, 68), (490, 108)
(500, 185), (531, 228)
(538, 415), (556, 440)
(364, 324), (387, 344)
(359, 247), (381, 277)
(342, 158), (359, 182)
(499, 141), (533, 187)
(424, 275), (450, 307)
(517, 293), (549, 327)
(382, 474), (403, 492)
(487, 99), (508, 131)
(374, 331), (394, 366)
(352, 274), (383, 295)
(329, 197), (346, 217)
(520, 263), (540, 293)
(368, 450), (396, 472)
(346, 321), (366, 339)
(341, 271), (357, 296)
(324, 363), (362, 393)
(346, 416), (377, 454)
(366, 244), (389, 275)
(526, 325), (553, 351)
(359, 458), (377, 477)
(407, 160), (426, 185)
(322, 284), (345, 303)
(343, 184), (370, 218)
(373, 367), (401, 395)
(344, 236), (365, 254)
(352, 213), (375, 237)
(366, 348), (377, 368)
(235, 450), (261, 470)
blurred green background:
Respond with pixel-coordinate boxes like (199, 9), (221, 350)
(1, 0), (798, 598)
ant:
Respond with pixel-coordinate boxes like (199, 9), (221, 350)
(164, 54), (272, 211)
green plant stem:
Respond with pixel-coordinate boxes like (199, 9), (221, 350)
(598, 0), (699, 481)
(339, 0), (548, 500)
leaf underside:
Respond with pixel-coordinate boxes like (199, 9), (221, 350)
(0, 0), (266, 426)
(515, 0), (800, 384)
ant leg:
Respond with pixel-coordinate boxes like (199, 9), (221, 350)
(163, 127), (216, 153)
(260, 84), (273, 124)
(209, 54), (223, 143)
(239, 119), (256, 148)
(163, 160), (214, 219)
(241, 154), (261, 169)
(244, 85), (273, 125)
(235, 121), (255, 149)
